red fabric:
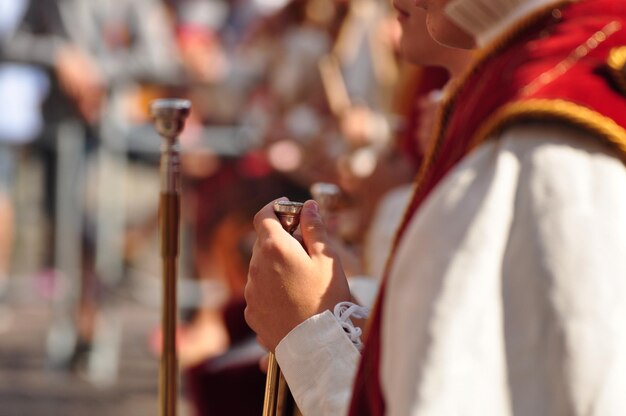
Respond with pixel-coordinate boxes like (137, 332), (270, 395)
(184, 298), (265, 416)
(349, 1), (626, 414)
(348, 284), (386, 416)
(185, 354), (266, 416)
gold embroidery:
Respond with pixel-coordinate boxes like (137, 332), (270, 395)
(607, 46), (626, 95)
(470, 99), (626, 160)
(522, 22), (622, 96)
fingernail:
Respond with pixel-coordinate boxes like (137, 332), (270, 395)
(306, 200), (319, 215)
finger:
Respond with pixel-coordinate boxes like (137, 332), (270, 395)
(299, 200), (328, 257)
(253, 197), (288, 236)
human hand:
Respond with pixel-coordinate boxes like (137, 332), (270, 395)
(178, 29), (228, 83)
(55, 45), (105, 122)
(245, 199), (351, 351)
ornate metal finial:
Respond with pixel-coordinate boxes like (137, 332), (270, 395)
(273, 201), (304, 235)
(150, 99), (191, 140)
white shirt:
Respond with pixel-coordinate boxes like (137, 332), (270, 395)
(276, 122), (626, 415)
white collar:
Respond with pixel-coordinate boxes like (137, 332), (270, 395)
(445, 0), (566, 47)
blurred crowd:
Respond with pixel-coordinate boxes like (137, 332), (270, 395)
(0, 0), (455, 414)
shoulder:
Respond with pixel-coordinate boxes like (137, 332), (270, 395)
(497, 122), (626, 170)
(493, 121), (626, 212)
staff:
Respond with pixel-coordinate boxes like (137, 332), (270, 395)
(150, 98), (191, 416)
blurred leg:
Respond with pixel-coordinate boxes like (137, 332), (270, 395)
(0, 144), (16, 290)
(0, 145), (16, 333)
(0, 192), (13, 285)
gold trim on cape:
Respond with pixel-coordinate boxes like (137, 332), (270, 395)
(470, 99), (626, 160)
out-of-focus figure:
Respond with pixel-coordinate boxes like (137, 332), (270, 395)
(0, 0), (49, 332)
(2, 0), (180, 383)
(357, 8), (472, 288)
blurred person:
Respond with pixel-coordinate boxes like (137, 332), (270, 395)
(359, 7), (472, 282)
(178, 2), (351, 413)
(331, 9), (472, 300)
(183, 168), (311, 416)
(170, 0), (230, 84)
(328, 4), (468, 247)
(0, 0), (50, 330)
(245, 0), (626, 415)
(187, 1), (462, 414)
(2, 0), (180, 375)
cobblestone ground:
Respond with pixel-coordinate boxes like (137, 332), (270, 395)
(0, 284), (182, 416)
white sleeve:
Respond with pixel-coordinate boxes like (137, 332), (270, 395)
(496, 125), (626, 415)
(380, 122), (626, 416)
(275, 310), (360, 416)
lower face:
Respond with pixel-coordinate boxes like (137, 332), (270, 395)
(420, 0), (476, 49)
(395, 1), (448, 66)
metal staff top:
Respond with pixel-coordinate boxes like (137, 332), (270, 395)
(151, 99), (191, 140)
(150, 99), (191, 193)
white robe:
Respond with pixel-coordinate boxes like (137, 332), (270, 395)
(275, 122), (626, 415)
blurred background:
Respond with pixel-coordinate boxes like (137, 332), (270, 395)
(0, 0), (448, 414)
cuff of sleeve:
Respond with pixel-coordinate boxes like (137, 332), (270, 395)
(275, 310), (360, 415)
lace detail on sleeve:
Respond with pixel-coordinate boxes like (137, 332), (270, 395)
(333, 302), (370, 351)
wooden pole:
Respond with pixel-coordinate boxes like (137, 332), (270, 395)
(150, 99), (191, 416)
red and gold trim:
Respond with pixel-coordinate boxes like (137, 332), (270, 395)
(471, 99), (626, 159)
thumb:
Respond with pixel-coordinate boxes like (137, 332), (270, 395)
(300, 200), (329, 257)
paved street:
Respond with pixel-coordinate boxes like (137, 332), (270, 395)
(0, 283), (177, 416)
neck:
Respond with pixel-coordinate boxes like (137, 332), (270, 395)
(444, 50), (474, 79)
(445, 0), (567, 47)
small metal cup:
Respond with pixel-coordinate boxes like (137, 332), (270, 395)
(150, 99), (191, 141)
(273, 201), (304, 235)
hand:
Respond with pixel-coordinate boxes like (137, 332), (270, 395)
(55, 45), (105, 122)
(245, 199), (351, 351)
